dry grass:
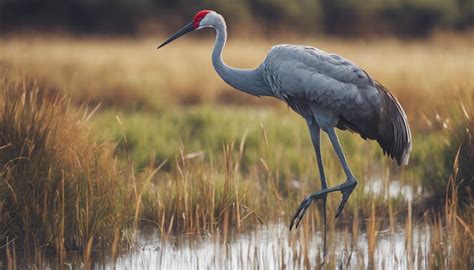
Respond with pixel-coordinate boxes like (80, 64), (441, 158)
(0, 78), (133, 254)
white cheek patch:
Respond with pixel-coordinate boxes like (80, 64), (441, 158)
(199, 12), (217, 28)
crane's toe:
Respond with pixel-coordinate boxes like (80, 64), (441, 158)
(334, 180), (357, 219)
(289, 193), (326, 230)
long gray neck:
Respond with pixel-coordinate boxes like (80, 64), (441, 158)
(211, 17), (272, 97)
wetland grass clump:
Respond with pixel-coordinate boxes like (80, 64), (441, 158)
(415, 95), (473, 269)
(420, 95), (473, 212)
(426, 150), (473, 269)
(139, 142), (267, 234)
(0, 79), (132, 252)
(444, 102), (473, 211)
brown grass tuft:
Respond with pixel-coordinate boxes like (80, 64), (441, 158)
(0, 77), (131, 251)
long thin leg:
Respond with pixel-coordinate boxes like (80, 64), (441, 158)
(327, 128), (354, 179)
(290, 127), (358, 230)
(305, 121), (328, 258)
(326, 128), (357, 217)
(307, 121), (328, 190)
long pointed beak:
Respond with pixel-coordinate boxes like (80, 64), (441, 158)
(158, 21), (195, 49)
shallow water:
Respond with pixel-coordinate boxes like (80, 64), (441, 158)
(363, 174), (421, 202)
(7, 220), (436, 269)
(31, 222), (429, 269)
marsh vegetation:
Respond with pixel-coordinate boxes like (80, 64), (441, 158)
(0, 34), (472, 268)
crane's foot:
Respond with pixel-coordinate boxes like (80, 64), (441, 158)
(289, 178), (357, 230)
(334, 179), (357, 219)
(289, 194), (327, 230)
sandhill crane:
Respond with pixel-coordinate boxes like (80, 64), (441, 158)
(159, 10), (412, 256)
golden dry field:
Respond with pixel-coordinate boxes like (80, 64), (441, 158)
(1, 33), (473, 112)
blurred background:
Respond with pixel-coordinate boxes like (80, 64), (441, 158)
(1, 0), (474, 37)
(0, 1), (473, 268)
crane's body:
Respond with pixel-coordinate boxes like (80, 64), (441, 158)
(262, 45), (410, 165)
(159, 10), (412, 258)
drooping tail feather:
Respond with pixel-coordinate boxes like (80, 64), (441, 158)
(375, 81), (412, 165)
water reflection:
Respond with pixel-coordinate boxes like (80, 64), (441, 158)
(9, 222), (434, 269)
(363, 178), (421, 202)
(106, 222), (429, 269)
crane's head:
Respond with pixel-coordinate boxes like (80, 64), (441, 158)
(158, 10), (219, 49)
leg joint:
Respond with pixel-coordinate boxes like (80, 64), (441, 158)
(347, 176), (358, 188)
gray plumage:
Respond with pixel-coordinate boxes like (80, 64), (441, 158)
(159, 10), (412, 258)
(261, 44), (411, 165)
